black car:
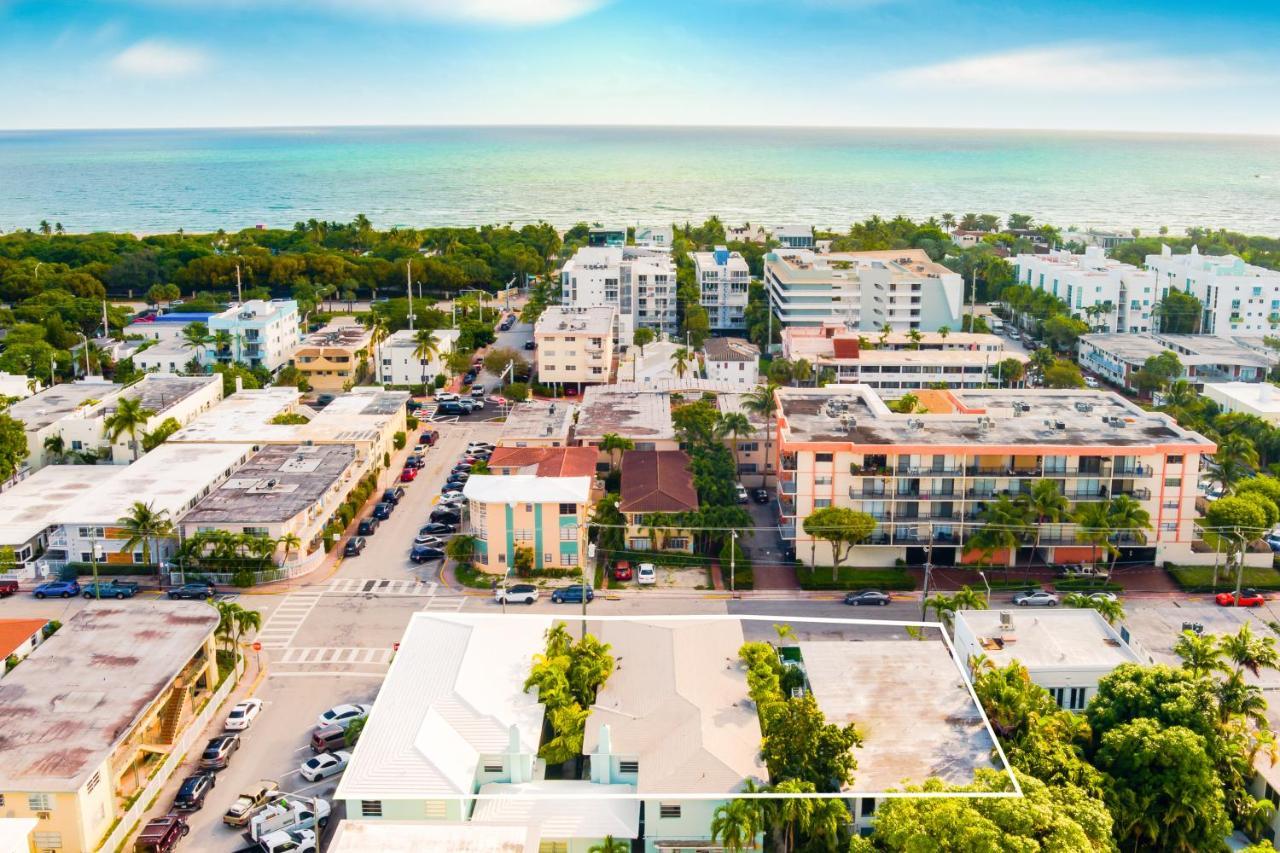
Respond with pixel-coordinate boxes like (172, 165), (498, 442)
(343, 536), (367, 557)
(844, 590), (891, 607)
(752, 488), (770, 504)
(382, 487), (406, 505)
(198, 734), (240, 770)
(442, 481), (465, 493)
(550, 584), (595, 604)
(173, 772), (216, 811)
(449, 472), (470, 484)
(437, 401), (469, 416)
(357, 517), (380, 536)
(419, 522), (456, 535)
(523, 340), (536, 351)
(464, 371), (478, 384)
(406, 454), (424, 469)
(410, 544), (446, 563)
(168, 582), (217, 600)
(431, 508), (461, 523)
(372, 501), (394, 520)
(453, 462), (473, 474)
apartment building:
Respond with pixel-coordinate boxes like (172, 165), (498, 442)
(207, 299), (301, 373)
(634, 224), (672, 250)
(587, 225), (627, 248)
(1078, 333), (1275, 390)
(619, 450), (699, 552)
(533, 306), (616, 388)
(717, 393), (773, 486)
(294, 320), (374, 391)
(462, 474), (593, 573)
(1013, 247), (1157, 333)
(123, 311), (215, 342)
(703, 336), (760, 387)
(1203, 381), (1280, 424)
(375, 328), (461, 387)
(763, 249), (964, 331)
(774, 386), (1214, 568)
(574, 387), (678, 467)
(496, 401), (577, 448)
(559, 247), (676, 343)
(773, 225), (814, 249)
(693, 246), (751, 332)
(0, 603), (219, 853)
(1146, 244), (1280, 336)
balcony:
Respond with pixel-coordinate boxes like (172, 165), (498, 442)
(781, 481), (797, 495)
(894, 465), (964, 477)
(1112, 465), (1152, 478)
(849, 463), (890, 476)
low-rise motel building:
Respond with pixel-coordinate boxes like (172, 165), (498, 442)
(0, 603), (220, 853)
(773, 386), (1215, 568)
(462, 474), (594, 573)
(294, 319), (375, 391)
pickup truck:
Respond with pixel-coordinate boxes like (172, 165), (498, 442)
(246, 797), (331, 842)
(258, 828), (316, 853)
(223, 780), (280, 827)
(0, 579), (17, 597)
(81, 580), (139, 599)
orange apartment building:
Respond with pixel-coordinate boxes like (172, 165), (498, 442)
(774, 386), (1215, 568)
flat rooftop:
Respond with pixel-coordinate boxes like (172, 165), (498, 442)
(956, 610), (1144, 671)
(802, 639), (1001, 791)
(330, 821), (532, 853)
(182, 443), (357, 524)
(9, 381), (122, 432)
(0, 602), (218, 791)
(575, 387), (674, 440)
(116, 374), (218, 415)
(1081, 333), (1276, 368)
(535, 306), (615, 337)
(1205, 381), (1280, 413)
(301, 319), (372, 349)
(498, 401), (577, 445)
(777, 386), (1213, 450)
(170, 388), (406, 445)
(473, 781), (639, 840)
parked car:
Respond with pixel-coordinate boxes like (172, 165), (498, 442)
(844, 589), (891, 606)
(357, 518), (379, 536)
(523, 340), (536, 350)
(494, 583), (539, 605)
(470, 385), (486, 398)
(299, 751), (351, 782)
(414, 534), (446, 548)
(467, 441), (495, 452)
(173, 772), (216, 811)
(1012, 590), (1060, 607)
(258, 828), (316, 853)
(550, 584), (595, 604)
(1084, 376), (1100, 389)
(1217, 588), (1267, 607)
(1087, 591), (1119, 603)
(438, 492), (466, 506)
(431, 508), (462, 523)
(735, 483), (750, 504)
(33, 579), (80, 599)
(611, 561), (632, 581)
(382, 487), (406, 505)
(224, 698), (264, 731)
(441, 481), (465, 493)
(637, 563), (657, 585)
(463, 371), (477, 385)
(437, 401), (470, 416)
(134, 815), (189, 853)
(343, 536), (367, 558)
(448, 472), (470, 484)
(222, 780), (280, 827)
(410, 544), (446, 563)
(1265, 531), (1280, 553)
(752, 488), (770, 504)
(405, 454), (424, 469)
(372, 501), (394, 520)
(0, 579), (17, 597)
(81, 580), (139, 599)
(167, 581), (216, 600)
(419, 522), (456, 536)
(435, 390), (459, 402)
(311, 724), (347, 754)
(421, 429), (439, 445)
(198, 734), (240, 769)
(317, 703), (371, 730)
(400, 467), (418, 482)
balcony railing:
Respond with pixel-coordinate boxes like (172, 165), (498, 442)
(781, 481), (797, 495)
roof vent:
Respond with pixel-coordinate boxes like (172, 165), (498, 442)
(1054, 420), (1067, 430)
(1075, 401), (1093, 413)
(999, 610), (1014, 630)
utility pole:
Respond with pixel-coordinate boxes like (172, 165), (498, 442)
(101, 299), (109, 339)
(729, 529), (737, 596)
(406, 262), (415, 332)
(968, 267), (977, 331)
(919, 522), (935, 621)
(235, 264), (243, 305)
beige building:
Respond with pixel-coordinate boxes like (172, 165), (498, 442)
(462, 475), (593, 573)
(574, 387), (678, 472)
(534, 307), (616, 388)
(497, 401), (577, 448)
(619, 450), (699, 552)
(717, 393), (774, 487)
(295, 320), (374, 391)
(0, 603), (220, 853)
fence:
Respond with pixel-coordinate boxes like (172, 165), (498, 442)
(95, 660), (239, 852)
(168, 548), (325, 588)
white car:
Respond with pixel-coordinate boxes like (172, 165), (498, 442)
(1084, 376), (1100, 389)
(316, 704), (371, 730)
(299, 751), (351, 782)
(494, 583), (539, 605)
(435, 391), (459, 402)
(415, 534), (446, 548)
(467, 442), (494, 452)
(259, 829), (316, 853)
(637, 563), (657, 585)
(224, 698), (263, 731)
(439, 492), (466, 506)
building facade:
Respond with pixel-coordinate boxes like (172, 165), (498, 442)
(693, 247), (751, 332)
(376, 328), (460, 388)
(294, 321), (374, 391)
(1146, 244), (1280, 337)
(1013, 248), (1157, 334)
(206, 299), (301, 373)
(534, 307), (616, 388)
(1078, 333), (1275, 390)
(463, 475), (592, 573)
(703, 337), (760, 387)
(559, 247), (677, 343)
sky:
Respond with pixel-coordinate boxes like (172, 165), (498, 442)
(1, 0), (1279, 133)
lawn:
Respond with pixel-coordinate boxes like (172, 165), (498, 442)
(796, 566), (916, 591)
(1166, 563), (1280, 592)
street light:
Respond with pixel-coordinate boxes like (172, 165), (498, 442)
(977, 570), (991, 601)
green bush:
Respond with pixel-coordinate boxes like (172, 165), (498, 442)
(231, 568), (255, 588)
(796, 566), (917, 591)
(1054, 579), (1125, 592)
(406, 415), (419, 430)
(69, 562), (159, 577)
(434, 374), (447, 389)
(409, 384), (426, 397)
(720, 538), (753, 591)
(1165, 563), (1280, 592)
(392, 431), (407, 450)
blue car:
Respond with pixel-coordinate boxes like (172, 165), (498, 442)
(34, 579), (81, 599)
(550, 584), (594, 604)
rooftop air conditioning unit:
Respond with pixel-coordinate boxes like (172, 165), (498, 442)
(1075, 401), (1093, 413)
(999, 610), (1014, 630)
(1054, 421), (1067, 430)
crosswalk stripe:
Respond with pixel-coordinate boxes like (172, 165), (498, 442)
(276, 647), (394, 666)
(326, 578), (439, 597)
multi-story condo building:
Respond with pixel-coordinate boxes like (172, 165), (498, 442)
(533, 306), (616, 388)
(1012, 248), (1157, 333)
(773, 225), (814, 249)
(693, 246), (751, 331)
(587, 225), (627, 248)
(774, 386), (1214, 569)
(559, 247), (676, 343)
(763, 249), (964, 331)
(462, 474), (593, 573)
(294, 320), (374, 391)
(207, 299), (301, 373)
(634, 224), (672, 250)
(375, 328), (460, 388)
(1146, 244), (1280, 336)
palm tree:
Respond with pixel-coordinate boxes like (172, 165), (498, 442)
(711, 798), (764, 851)
(1019, 479), (1070, 569)
(412, 329), (440, 387)
(1215, 433), (1259, 492)
(937, 325), (951, 339)
(791, 358), (812, 386)
(1221, 623), (1280, 678)
(742, 383), (780, 481)
(117, 500), (175, 567)
(1063, 592), (1125, 624)
(924, 592), (958, 632)
(586, 838), (628, 853)
(276, 533), (302, 562)
(878, 322), (892, 347)
(1103, 495), (1150, 581)
(38, 220), (51, 236)
(976, 494), (1030, 576)
(941, 213), (956, 230)
(671, 347), (693, 380)
(1073, 501), (1115, 578)
(231, 606), (262, 661)
(716, 412), (753, 476)
(806, 798), (849, 853)
(770, 779), (814, 853)
(1174, 630), (1224, 677)
(212, 329), (233, 362)
(906, 328), (923, 350)
(213, 600), (236, 654)
(181, 322), (213, 366)
(43, 434), (67, 464)
(951, 584), (988, 612)
(599, 433), (635, 472)
(104, 397), (156, 461)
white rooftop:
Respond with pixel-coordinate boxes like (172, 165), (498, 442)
(335, 614), (547, 800)
(472, 781), (640, 839)
(170, 388), (406, 445)
(1204, 381), (1280, 413)
(955, 609), (1145, 671)
(8, 380), (122, 432)
(535, 306), (615, 337)
(498, 401), (576, 444)
(382, 327), (461, 349)
(463, 475), (592, 505)
(329, 821), (533, 853)
(583, 619), (767, 795)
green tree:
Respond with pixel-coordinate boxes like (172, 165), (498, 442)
(632, 326), (655, 355)
(445, 534), (478, 565)
(1043, 359), (1086, 389)
(503, 382), (529, 402)
(181, 321), (213, 365)
(1174, 630), (1225, 677)
(1130, 349), (1182, 395)
(483, 346), (526, 379)
(710, 796), (763, 852)
(741, 383), (780, 478)
(1072, 500), (1115, 575)
(116, 500), (175, 566)
(715, 411), (753, 475)
(1021, 479), (1070, 568)
(412, 328), (441, 386)
(671, 346), (695, 379)
(599, 433), (635, 472)
(103, 396), (155, 461)
(43, 433), (67, 464)
(1063, 592), (1125, 624)
(141, 416), (182, 451)
(1205, 495), (1268, 576)
(758, 694), (860, 792)
(1214, 432), (1259, 491)
(0, 411), (30, 482)
(802, 506), (876, 581)
(996, 357), (1025, 387)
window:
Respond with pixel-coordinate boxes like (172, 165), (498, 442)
(1164, 477), (1180, 487)
(659, 803), (682, 819)
(28, 794), (52, 811)
(815, 453), (834, 463)
(424, 801), (448, 819)
(815, 499), (831, 508)
(1167, 455), (1183, 464)
(619, 760), (639, 773)
(483, 762), (504, 773)
(667, 537), (689, 549)
(360, 800), (383, 817)
(32, 833), (61, 849)
(85, 771), (100, 795)
(544, 553), (553, 564)
(860, 798), (876, 817)
(558, 503), (576, 516)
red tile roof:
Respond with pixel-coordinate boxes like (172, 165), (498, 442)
(487, 446), (598, 478)
(0, 618), (48, 659)
(619, 450), (699, 514)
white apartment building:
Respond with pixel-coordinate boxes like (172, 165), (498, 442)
(634, 225), (672, 250)
(773, 225), (814, 249)
(376, 328), (460, 388)
(1146, 245), (1280, 336)
(703, 337), (760, 387)
(560, 247), (676, 344)
(1203, 382), (1280, 424)
(763, 249), (964, 332)
(693, 246), (751, 331)
(1013, 248), (1157, 333)
(534, 306), (616, 388)
(207, 299), (301, 373)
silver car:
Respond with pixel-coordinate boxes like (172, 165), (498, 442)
(1012, 590), (1059, 607)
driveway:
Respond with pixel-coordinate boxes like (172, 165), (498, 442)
(742, 491), (799, 590)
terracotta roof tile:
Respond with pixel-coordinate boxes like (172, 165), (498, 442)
(619, 450), (698, 514)
(0, 619), (47, 659)
(486, 447), (598, 478)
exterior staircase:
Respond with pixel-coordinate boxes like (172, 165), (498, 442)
(157, 679), (189, 744)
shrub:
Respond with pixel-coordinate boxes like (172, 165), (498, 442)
(392, 431), (407, 451)
(406, 415), (419, 430)
(434, 374), (447, 389)
(504, 382), (530, 402)
(795, 566), (916, 591)
(1165, 563), (1280, 592)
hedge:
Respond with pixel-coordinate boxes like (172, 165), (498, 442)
(67, 562), (159, 577)
(796, 566), (917, 591)
(1165, 563), (1280, 592)
(1054, 579), (1125, 593)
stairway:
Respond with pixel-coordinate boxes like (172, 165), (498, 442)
(157, 680), (188, 744)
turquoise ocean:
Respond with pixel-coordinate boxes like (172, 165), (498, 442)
(1, 126), (1279, 235)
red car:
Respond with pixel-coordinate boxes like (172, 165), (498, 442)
(400, 467), (418, 482)
(611, 561), (632, 581)
(1216, 588), (1267, 607)
(421, 429), (438, 446)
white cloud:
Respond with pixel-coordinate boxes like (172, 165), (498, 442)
(110, 39), (210, 77)
(882, 43), (1244, 93)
